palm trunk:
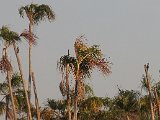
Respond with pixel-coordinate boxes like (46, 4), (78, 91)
(127, 115), (130, 120)
(154, 87), (160, 120)
(13, 43), (32, 120)
(144, 65), (155, 120)
(73, 64), (80, 120)
(148, 80), (155, 120)
(7, 71), (17, 120)
(66, 64), (71, 120)
(6, 95), (9, 120)
(31, 72), (40, 120)
(4, 48), (17, 120)
(74, 80), (78, 120)
(28, 22), (32, 103)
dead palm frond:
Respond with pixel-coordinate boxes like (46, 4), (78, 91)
(20, 29), (37, 45)
(57, 54), (77, 97)
(0, 56), (12, 73)
(0, 101), (6, 116)
(40, 107), (54, 120)
(59, 79), (66, 97)
(89, 58), (111, 75)
(0, 101), (14, 119)
(6, 108), (14, 120)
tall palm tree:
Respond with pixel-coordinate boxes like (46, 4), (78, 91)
(74, 36), (111, 120)
(59, 36), (111, 120)
(18, 4), (55, 106)
(57, 50), (75, 120)
(144, 64), (155, 120)
(0, 30), (18, 120)
(0, 26), (32, 120)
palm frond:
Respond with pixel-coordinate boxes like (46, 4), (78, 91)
(11, 73), (23, 89)
(0, 82), (9, 95)
(41, 107), (54, 120)
(0, 101), (6, 116)
(19, 4), (55, 24)
(0, 26), (21, 47)
(57, 54), (76, 74)
(74, 35), (88, 62)
(141, 75), (148, 92)
(0, 56), (12, 73)
(85, 84), (94, 97)
(59, 79), (66, 96)
(19, 6), (28, 18)
(20, 29), (37, 45)
(33, 4), (55, 24)
(6, 108), (14, 120)
(74, 36), (111, 78)
(15, 89), (27, 112)
(90, 58), (111, 75)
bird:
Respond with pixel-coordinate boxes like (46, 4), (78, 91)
(146, 63), (149, 71)
(17, 47), (19, 53)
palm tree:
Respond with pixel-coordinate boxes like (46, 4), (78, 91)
(144, 64), (155, 120)
(57, 50), (76, 120)
(0, 30), (17, 120)
(59, 36), (111, 120)
(0, 26), (32, 120)
(18, 4), (55, 106)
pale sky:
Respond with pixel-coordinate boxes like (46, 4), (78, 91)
(1, 0), (160, 105)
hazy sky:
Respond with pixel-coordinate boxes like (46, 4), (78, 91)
(1, 0), (160, 105)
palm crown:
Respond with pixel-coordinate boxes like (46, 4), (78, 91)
(74, 36), (111, 79)
(0, 26), (20, 47)
(19, 4), (55, 25)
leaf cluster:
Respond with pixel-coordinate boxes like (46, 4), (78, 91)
(19, 4), (55, 25)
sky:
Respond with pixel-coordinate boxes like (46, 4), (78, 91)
(1, 0), (160, 105)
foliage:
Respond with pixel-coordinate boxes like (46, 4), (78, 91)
(74, 36), (111, 79)
(113, 89), (140, 112)
(0, 26), (20, 47)
(19, 4), (55, 25)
